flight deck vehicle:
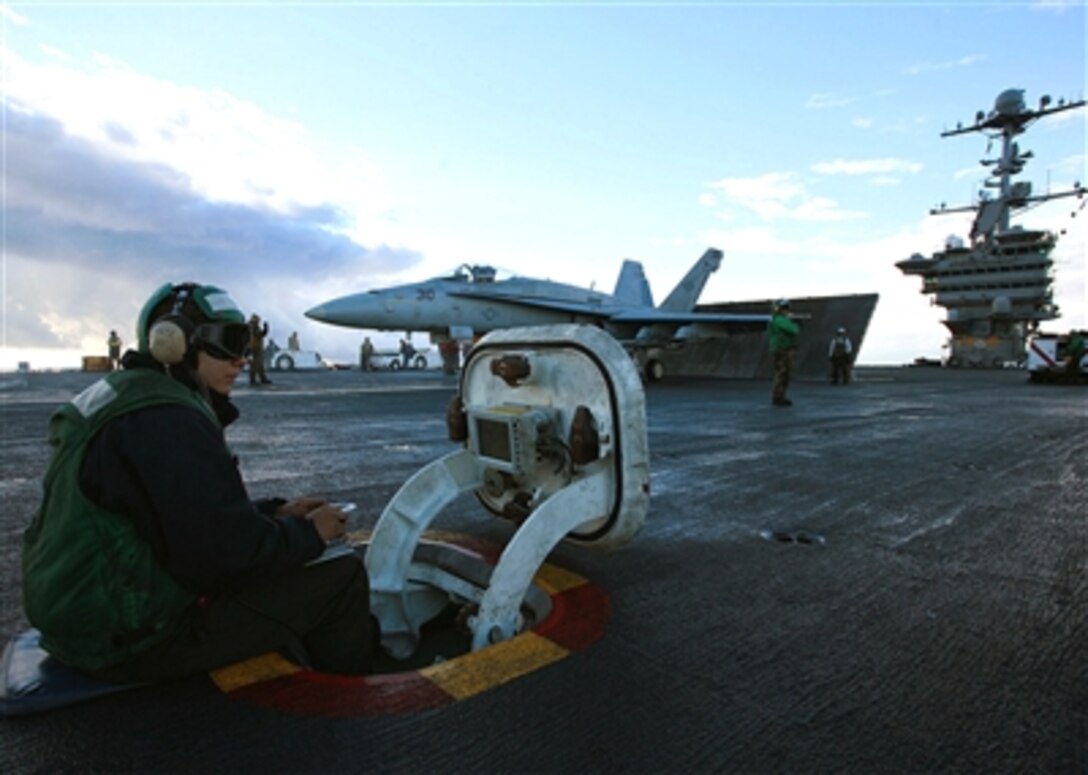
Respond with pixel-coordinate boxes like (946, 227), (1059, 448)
(1026, 332), (1087, 383)
(369, 347), (434, 371)
(267, 348), (327, 371)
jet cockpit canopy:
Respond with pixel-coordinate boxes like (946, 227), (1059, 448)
(449, 265), (498, 283)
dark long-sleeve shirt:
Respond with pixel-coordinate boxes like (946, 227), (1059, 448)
(79, 393), (324, 596)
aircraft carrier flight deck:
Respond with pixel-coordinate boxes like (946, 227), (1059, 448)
(0, 366), (1084, 773)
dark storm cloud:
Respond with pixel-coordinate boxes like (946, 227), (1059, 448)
(2, 105), (420, 280)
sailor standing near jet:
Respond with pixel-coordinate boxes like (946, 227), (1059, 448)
(248, 314), (272, 386)
(360, 336), (374, 371)
(107, 330), (123, 371)
(828, 327), (853, 385)
(768, 299), (800, 406)
(399, 337), (416, 369)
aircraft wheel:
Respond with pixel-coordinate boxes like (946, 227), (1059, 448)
(645, 359), (664, 382)
(274, 354), (295, 371)
(413, 355), (427, 370)
(389, 360), (402, 371)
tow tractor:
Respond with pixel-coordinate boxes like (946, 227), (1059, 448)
(367, 323), (650, 656)
(267, 348), (328, 372)
(369, 347), (433, 371)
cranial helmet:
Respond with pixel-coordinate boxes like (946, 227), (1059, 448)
(137, 283), (248, 365)
(774, 298), (791, 310)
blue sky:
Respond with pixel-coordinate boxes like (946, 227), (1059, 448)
(2, 1), (1085, 369)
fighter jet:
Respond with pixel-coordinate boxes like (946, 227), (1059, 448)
(305, 248), (770, 380)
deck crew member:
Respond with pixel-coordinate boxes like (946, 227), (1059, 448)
(768, 298), (800, 407)
(22, 282), (377, 682)
(248, 313), (272, 385)
(828, 327), (853, 385)
(107, 330), (123, 371)
(1065, 329), (1085, 385)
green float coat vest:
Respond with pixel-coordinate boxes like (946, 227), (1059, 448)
(22, 369), (218, 670)
(768, 313), (800, 352)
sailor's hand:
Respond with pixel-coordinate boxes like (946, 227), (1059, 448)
(306, 503), (349, 542)
(277, 496), (327, 517)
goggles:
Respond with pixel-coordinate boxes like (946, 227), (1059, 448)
(194, 322), (250, 361)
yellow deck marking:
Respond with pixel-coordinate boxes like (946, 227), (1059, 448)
(533, 562), (587, 594)
(421, 632), (569, 700)
(212, 535), (595, 710)
(211, 652), (300, 692)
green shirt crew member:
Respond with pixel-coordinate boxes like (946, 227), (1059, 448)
(768, 298), (800, 406)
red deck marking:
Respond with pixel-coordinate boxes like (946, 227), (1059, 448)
(230, 670), (454, 718)
(215, 535), (611, 717)
(535, 582), (610, 651)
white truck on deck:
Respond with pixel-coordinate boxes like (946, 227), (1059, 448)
(267, 349), (328, 372)
(1026, 332), (1087, 383)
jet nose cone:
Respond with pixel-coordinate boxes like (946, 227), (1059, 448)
(305, 296), (363, 327)
(305, 292), (387, 329)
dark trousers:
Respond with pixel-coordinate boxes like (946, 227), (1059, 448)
(772, 350), (794, 401)
(1066, 356), (1082, 384)
(92, 556), (377, 683)
(831, 355), (851, 385)
(249, 350), (269, 384)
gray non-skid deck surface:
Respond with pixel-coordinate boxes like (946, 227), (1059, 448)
(1, 367), (1084, 773)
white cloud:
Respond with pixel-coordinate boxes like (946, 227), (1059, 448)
(806, 89), (896, 111)
(953, 165), (984, 181)
(2, 48), (398, 234)
(811, 158), (924, 176)
(903, 54), (985, 76)
(703, 172), (867, 223)
(1, 3), (27, 26)
(707, 172), (804, 205)
(806, 93), (858, 110)
(1, 46), (422, 356)
(1030, 0), (1082, 13)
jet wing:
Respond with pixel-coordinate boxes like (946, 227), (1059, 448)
(614, 311), (768, 339)
(610, 310), (771, 343)
(447, 287), (770, 334)
(610, 310), (769, 327)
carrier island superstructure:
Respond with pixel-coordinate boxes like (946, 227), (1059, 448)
(897, 89), (1085, 367)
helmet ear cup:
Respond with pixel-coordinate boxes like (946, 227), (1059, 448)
(148, 314), (193, 365)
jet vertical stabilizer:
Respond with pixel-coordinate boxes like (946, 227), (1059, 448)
(613, 260), (654, 308)
(658, 248), (723, 311)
